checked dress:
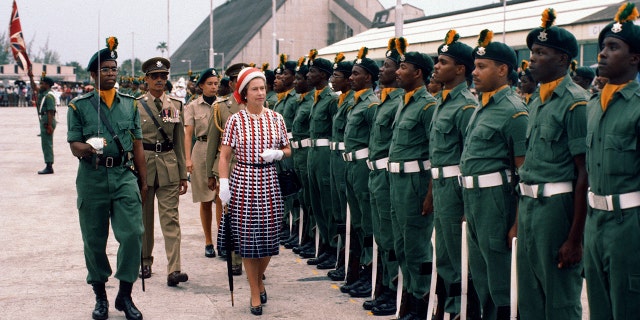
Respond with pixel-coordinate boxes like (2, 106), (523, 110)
(217, 108), (289, 258)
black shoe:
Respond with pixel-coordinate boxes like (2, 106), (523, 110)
(349, 280), (372, 298)
(37, 164), (53, 174)
(250, 303), (263, 316)
(205, 244), (216, 258)
(292, 241), (312, 254)
(317, 255), (337, 270)
(167, 271), (189, 286)
(232, 264), (242, 276)
(327, 265), (345, 281)
(218, 249), (227, 260)
(307, 251), (330, 265)
(340, 277), (363, 293)
(372, 302), (397, 316)
(363, 291), (388, 310)
(139, 265), (151, 279)
(299, 248), (316, 259)
(115, 295), (143, 320)
(260, 290), (268, 304)
(92, 297), (109, 320)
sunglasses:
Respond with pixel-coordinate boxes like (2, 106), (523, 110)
(149, 73), (168, 80)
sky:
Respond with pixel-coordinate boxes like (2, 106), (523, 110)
(0, 0), (498, 67)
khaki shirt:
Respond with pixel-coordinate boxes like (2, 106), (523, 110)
(184, 95), (213, 138)
(205, 94), (243, 178)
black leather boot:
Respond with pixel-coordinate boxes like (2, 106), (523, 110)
(115, 281), (143, 320)
(91, 282), (108, 320)
(38, 162), (53, 174)
(496, 306), (511, 320)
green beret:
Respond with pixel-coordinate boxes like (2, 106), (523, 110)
(332, 52), (353, 75)
(226, 63), (249, 78)
(472, 29), (516, 70)
(275, 62), (297, 74)
(573, 66), (596, 81)
(132, 79), (140, 85)
(264, 69), (275, 85)
(519, 60), (533, 80)
(599, 3), (640, 54)
(437, 30), (474, 71)
(309, 57), (333, 75)
(354, 47), (379, 82)
(526, 9), (578, 58)
(41, 76), (54, 86)
(385, 37), (404, 65)
(295, 56), (309, 75)
(401, 52), (434, 78)
(220, 77), (230, 87)
(142, 57), (170, 74)
(196, 68), (219, 86)
(88, 37), (119, 72)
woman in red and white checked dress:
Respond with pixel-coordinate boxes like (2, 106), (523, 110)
(218, 67), (291, 315)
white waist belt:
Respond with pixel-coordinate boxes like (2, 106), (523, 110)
(330, 141), (345, 151)
(342, 148), (369, 162)
(430, 165), (461, 179)
(367, 157), (389, 171)
(291, 138), (311, 149)
(312, 138), (330, 147)
(388, 160), (431, 173)
(460, 170), (511, 189)
(287, 132), (293, 140)
(519, 181), (573, 198)
(588, 189), (640, 211)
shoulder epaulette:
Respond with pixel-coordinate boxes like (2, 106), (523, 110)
(68, 102), (77, 111)
(512, 111), (528, 119)
(423, 101), (436, 111)
(569, 100), (587, 111)
(367, 102), (379, 108)
(118, 92), (135, 99)
(76, 92), (94, 101)
(462, 104), (477, 111)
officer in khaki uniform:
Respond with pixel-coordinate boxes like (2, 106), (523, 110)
(585, 4), (640, 319)
(460, 30), (528, 320)
(138, 57), (189, 287)
(517, 10), (589, 320)
(363, 38), (404, 316)
(205, 62), (247, 273)
(339, 48), (380, 298)
(427, 30), (481, 319)
(387, 48), (436, 319)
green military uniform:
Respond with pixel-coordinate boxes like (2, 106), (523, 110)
(38, 88), (57, 164)
(368, 87), (403, 291)
(429, 82), (477, 312)
(266, 90), (277, 110)
(139, 91), (187, 274)
(517, 75), (586, 320)
(344, 88), (379, 266)
(308, 86), (338, 249)
(274, 87), (299, 234)
(388, 85), (436, 299)
(330, 90), (353, 230)
(292, 89), (315, 241)
(68, 90), (144, 284)
(459, 85), (528, 316)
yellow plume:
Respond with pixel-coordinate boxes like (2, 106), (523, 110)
(261, 63), (269, 72)
(395, 37), (408, 56)
(520, 60), (529, 71)
(334, 52), (345, 64)
(308, 49), (318, 61)
(541, 8), (556, 29)
(387, 38), (397, 51)
(357, 47), (369, 60)
(615, 2), (639, 23)
(478, 29), (493, 47)
(570, 60), (577, 73)
(106, 36), (118, 51)
(297, 56), (306, 68)
(444, 30), (459, 45)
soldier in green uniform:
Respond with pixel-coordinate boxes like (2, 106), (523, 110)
(29, 73), (57, 174)
(517, 9), (589, 320)
(339, 47), (380, 298)
(291, 56), (316, 259)
(131, 79), (142, 98)
(460, 29), (528, 320)
(426, 30), (481, 319)
(518, 60), (538, 107)
(585, 4), (640, 319)
(138, 57), (190, 287)
(570, 61), (595, 92)
(262, 63), (277, 110)
(306, 50), (339, 268)
(387, 46), (436, 319)
(205, 63), (248, 271)
(67, 37), (146, 320)
(327, 52), (354, 282)
(362, 38), (404, 316)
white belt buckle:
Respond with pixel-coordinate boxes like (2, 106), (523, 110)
(520, 183), (537, 198)
(592, 193), (611, 211)
(388, 162), (400, 173)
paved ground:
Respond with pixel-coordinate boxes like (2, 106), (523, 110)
(0, 106), (590, 319)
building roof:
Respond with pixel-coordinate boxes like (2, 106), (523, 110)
(317, 0), (626, 60)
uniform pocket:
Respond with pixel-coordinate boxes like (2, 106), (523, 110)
(539, 124), (564, 162)
(604, 134), (638, 175)
(397, 119), (421, 146)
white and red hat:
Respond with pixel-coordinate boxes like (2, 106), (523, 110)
(233, 67), (266, 104)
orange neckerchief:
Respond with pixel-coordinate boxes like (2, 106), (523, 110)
(481, 84), (509, 107)
(298, 92), (308, 102)
(354, 88), (369, 103)
(277, 92), (287, 101)
(404, 87), (421, 105)
(524, 93), (532, 104)
(314, 86), (325, 103)
(338, 90), (351, 106)
(539, 77), (564, 103)
(380, 88), (396, 102)
(441, 89), (452, 102)
(601, 82), (630, 112)
(99, 88), (116, 108)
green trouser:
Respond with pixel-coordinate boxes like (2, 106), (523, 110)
(40, 117), (56, 163)
(307, 146), (334, 247)
(76, 161), (143, 284)
(584, 206), (640, 320)
(330, 149), (347, 233)
(432, 176), (464, 313)
(293, 147), (314, 240)
(389, 170), (433, 298)
(369, 169), (398, 290)
(278, 156), (297, 229)
(517, 194), (582, 320)
(463, 184), (515, 320)
(345, 159), (373, 265)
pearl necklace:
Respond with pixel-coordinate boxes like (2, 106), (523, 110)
(247, 107), (264, 120)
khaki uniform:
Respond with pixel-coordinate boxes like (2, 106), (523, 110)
(139, 92), (187, 274)
(184, 96), (215, 203)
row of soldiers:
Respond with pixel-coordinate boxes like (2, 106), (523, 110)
(202, 4), (639, 320)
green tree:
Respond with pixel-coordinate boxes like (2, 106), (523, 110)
(0, 32), (11, 64)
(66, 61), (90, 83)
(156, 42), (167, 57)
(120, 58), (144, 77)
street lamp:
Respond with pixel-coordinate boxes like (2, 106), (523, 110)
(181, 59), (191, 75)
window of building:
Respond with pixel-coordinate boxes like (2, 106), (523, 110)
(582, 43), (598, 67)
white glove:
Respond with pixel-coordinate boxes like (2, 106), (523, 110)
(219, 178), (231, 206)
(259, 149), (284, 163)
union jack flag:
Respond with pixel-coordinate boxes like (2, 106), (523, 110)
(9, 0), (31, 71)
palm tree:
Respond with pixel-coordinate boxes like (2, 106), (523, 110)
(156, 42), (168, 57)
